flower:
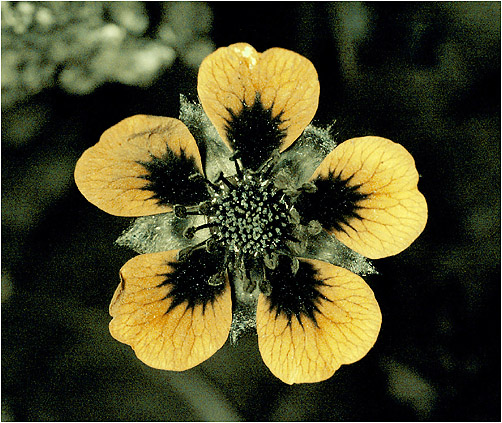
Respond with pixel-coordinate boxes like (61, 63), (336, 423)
(74, 43), (427, 385)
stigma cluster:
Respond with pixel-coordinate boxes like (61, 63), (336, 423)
(211, 172), (291, 256)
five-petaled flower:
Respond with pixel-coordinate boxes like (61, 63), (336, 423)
(75, 43), (427, 384)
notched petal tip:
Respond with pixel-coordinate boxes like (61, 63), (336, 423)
(75, 115), (207, 217)
(299, 136), (428, 259)
(197, 43), (320, 169)
(257, 258), (381, 384)
(109, 249), (232, 371)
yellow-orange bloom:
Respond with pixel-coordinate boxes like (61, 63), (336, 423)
(75, 43), (427, 384)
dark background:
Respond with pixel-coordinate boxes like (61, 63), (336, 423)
(2, 2), (500, 421)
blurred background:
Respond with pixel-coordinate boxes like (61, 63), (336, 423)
(2, 2), (500, 421)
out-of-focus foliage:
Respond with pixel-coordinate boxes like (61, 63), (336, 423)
(2, 2), (500, 421)
(1, 1), (214, 107)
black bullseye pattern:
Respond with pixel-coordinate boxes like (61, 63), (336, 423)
(224, 94), (287, 171)
(159, 248), (227, 313)
(265, 256), (329, 325)
(295, 173), (369, 233)
(137, 149), (210, 207)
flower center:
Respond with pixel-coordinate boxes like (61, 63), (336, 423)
(210, 174), (290, 256)
(174, 156), (318, 301)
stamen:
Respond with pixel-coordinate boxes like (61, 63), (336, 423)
(174, 204), (203, 218)
(174, 203), (211, 218)
(184, 222), (217, 239)
(217, 172), (235, 189)
(205, 237), (218, 253)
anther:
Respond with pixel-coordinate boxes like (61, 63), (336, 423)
(208, 272), (225, 286)
(174, 204), (188, 218)
(299, 181), (317, 194)
(307, 220), (323, 236)
(264, 252), (279, 270)
(174, 204), (205, 218)
(198, 201), (214, 216)
(205, 237), (218, 253)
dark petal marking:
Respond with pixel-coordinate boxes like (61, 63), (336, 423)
(224, 93), (287, 171)
(265, 256), (329, 325)
(158, 248), (227, 313)
(137, 148), (210, 207)
(294, 172), (369, 234)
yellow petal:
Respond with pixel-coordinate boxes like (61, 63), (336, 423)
(109, 249), (231, 371)
(257, 257), (381, 384)
(197, 43), (319, 169)
(74, 115), (207, 217)
(298, 136), (427, 259)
